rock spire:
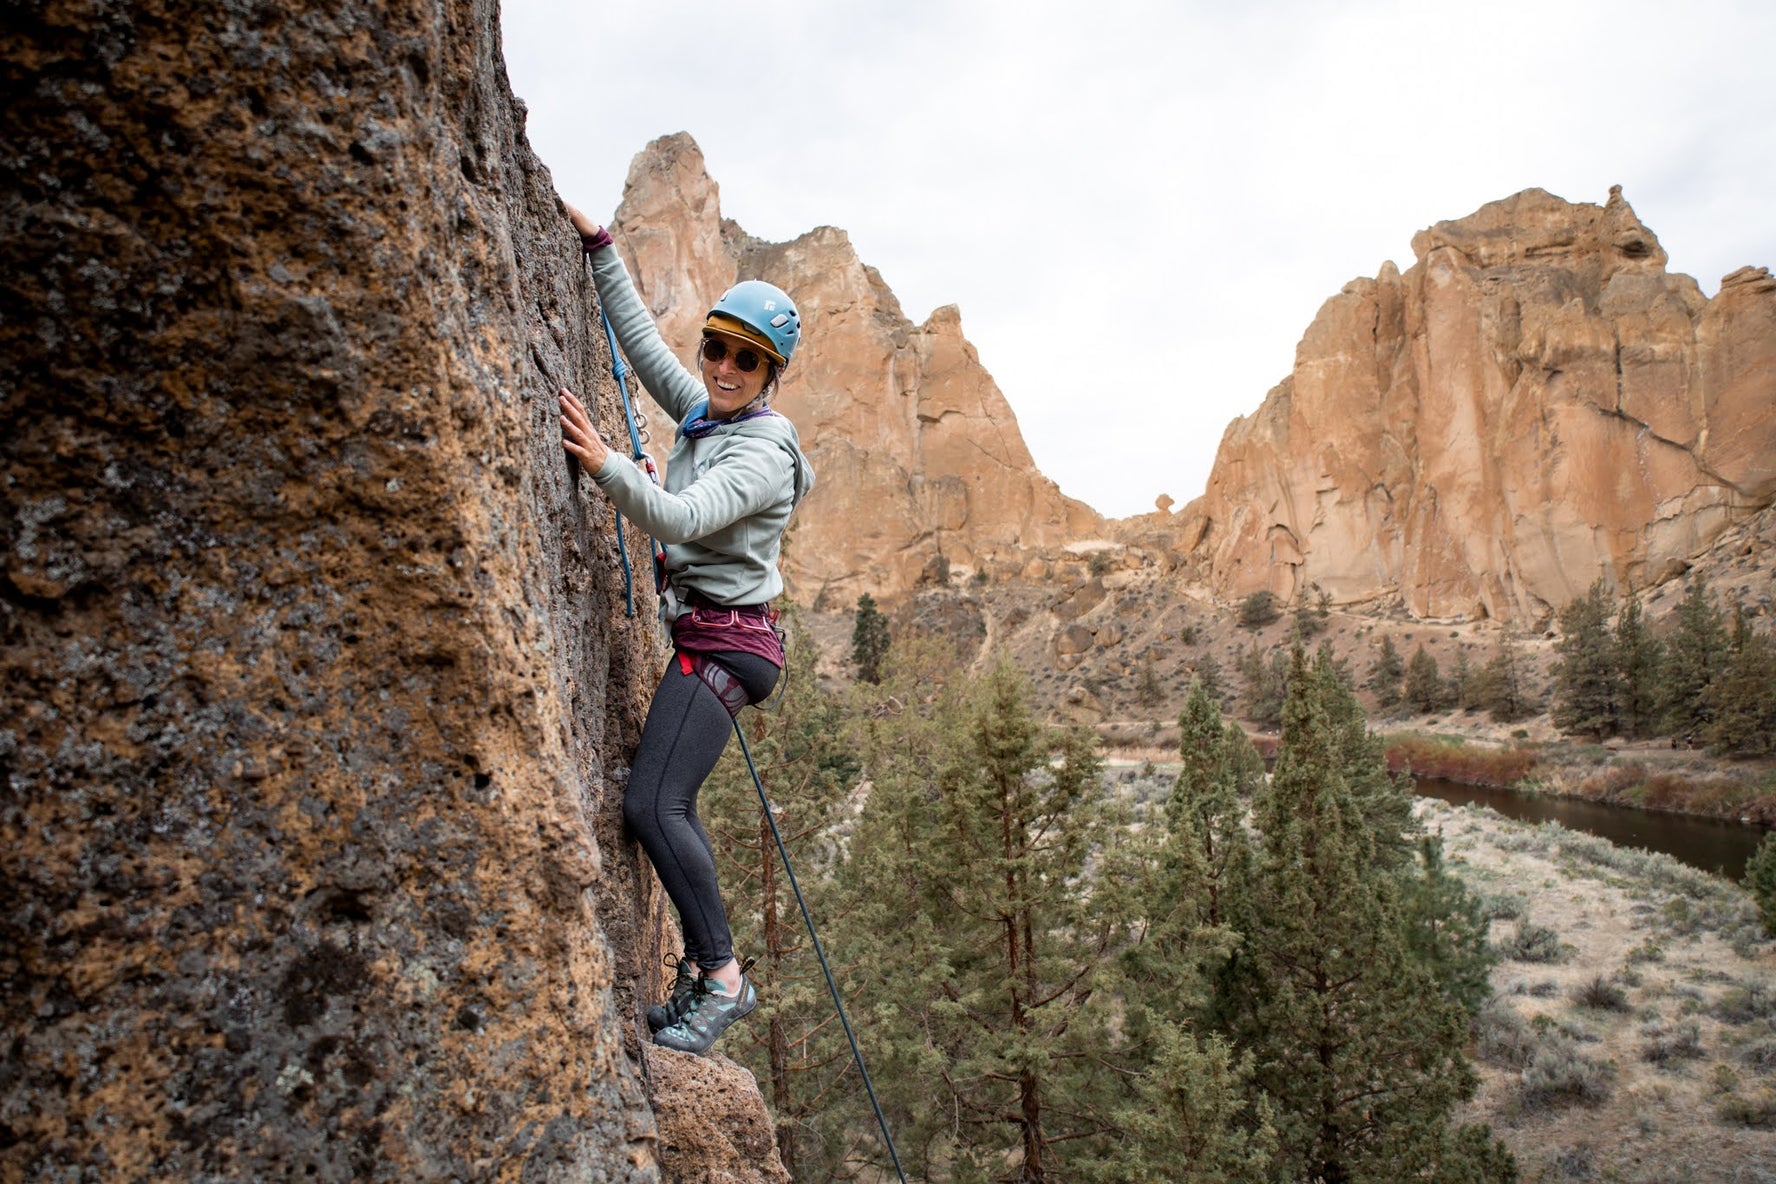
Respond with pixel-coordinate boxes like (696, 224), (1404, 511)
(609, 133), (1104, 606)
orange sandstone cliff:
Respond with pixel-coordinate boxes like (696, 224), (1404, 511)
(1174, 187), (1776, 621)
(609, 134), (1104, 606)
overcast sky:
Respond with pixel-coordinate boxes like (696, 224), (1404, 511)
(501, 0), (1774, 519)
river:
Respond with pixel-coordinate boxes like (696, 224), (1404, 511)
(1414, 776), (1769, 881)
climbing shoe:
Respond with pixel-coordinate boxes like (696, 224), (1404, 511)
(646, 955), (698, 1033)
(652, 970), (757, 1055)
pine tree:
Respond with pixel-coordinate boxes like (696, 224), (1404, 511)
(1372, 635), (1405, 710)
(1217, 646), (1493, 1184)
(1405, 644), (1447, 714)
(1659, 574), (1728, 740)
(1168, 680), (1261, 931)
(850, 592), (891, 684)
(1193, 651), (1226, 703)
(1451, 648), (1477, 711)
(1613, 596), (1663, 739)
(1137, 650), (1164, 711)
(1475, 635), (1535, 722)
(1400, 834), (1497, 1017)
(1551, 579), (1618, 738)
(1238, 641), (1288, 728)
(1097, 1025), (1277, 1184)
(1704, 604), (1776, 756)
(844, 657), (1141, 1181)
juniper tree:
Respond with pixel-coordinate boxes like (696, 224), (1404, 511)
(1293, 588), (1327, 639)
(1551, 580), (1618, 738)
(1238, 641), (1288, 728)
(1475, 635), (1534, 722)
(1137, 650), (1164, 711)
(1095, 1025), (1277, 1184)
(1169, 679), (1261, 929)
(1405, 644), (1447, 714)
(1215, 646), (1507, 1183)
(1704, 603), (1776, 756)
(1744, 832), (1776, 938)
(1193, 651), (1226, 703)
(1451, 649), (1478, 711)
(1613, 595), (1663, 739)
(1659, 574), (1728, 738)
(842, 657), (1142, 1182)
(1239, 589), (1280, 629)
(1400, 834), (1497, 1017)
(1372, 635), (1405, 710)
(851, 592), (891, 684)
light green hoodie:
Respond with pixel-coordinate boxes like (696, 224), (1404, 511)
(586, 244), (815, 612)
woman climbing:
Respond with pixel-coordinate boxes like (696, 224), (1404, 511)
(556, 201), (815, 1055)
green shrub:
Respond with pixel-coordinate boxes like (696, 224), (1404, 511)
(1639, 1020), (1703, 1065)
(1545, 1146), (1595, 1181)
(1477, 891), (1527, 922)
(1474, 1000), (1536, 1068)
(1519, 1038), (1614, 1106)
(1713, 980), (1776, 1025)
(1238, 590), (1279, 629)
(1717, 1088), (1776, 1128)
(1745, 831), (1776, 937)
(1571, 975), (1629, 1012)
(1497, 919), (1567, 964)
(1740, 1037), (1776, 1075)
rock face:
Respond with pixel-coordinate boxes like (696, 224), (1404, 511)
(609, 134), (1103, 606)
(1177, 188), (1776, 621)
(2, 3), (778, 1180)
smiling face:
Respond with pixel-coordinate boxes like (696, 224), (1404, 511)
(699, 332), (773, 418)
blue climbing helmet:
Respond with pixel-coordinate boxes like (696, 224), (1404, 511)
(708, 280), (800, 367)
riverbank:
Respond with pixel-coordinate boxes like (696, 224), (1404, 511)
(1384, 732), (1776, 827)
(1424, 798), (1776, 1181)
(1101, 728), (1776, 827)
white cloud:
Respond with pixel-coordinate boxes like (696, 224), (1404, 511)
(504, 0), (1776, 518)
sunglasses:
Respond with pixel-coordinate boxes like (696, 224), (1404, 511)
(701, 336), (764, 373)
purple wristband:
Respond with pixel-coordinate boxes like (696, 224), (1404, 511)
(580, 226), (613, 253)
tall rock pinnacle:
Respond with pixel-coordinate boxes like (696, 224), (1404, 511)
(609, 133), (1104, 605)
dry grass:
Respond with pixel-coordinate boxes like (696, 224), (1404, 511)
(1424, 799), (1776, 1181)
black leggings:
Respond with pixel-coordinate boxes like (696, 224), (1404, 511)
(622, 649), (779, 973)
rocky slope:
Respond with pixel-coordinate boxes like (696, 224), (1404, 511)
(1169, 188), (1776, 622)
(2, 3), (781, 1181)
(609, 133), (1104, 608)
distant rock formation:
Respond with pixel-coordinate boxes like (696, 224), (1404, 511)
(2, 3), (781, 1180)
(1175, 188), (1776, 621)
(609, 134), (1103, 606)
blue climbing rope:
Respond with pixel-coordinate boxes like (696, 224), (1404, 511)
(731, 719), (909, 1184)
(597, 305), (667, 617)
